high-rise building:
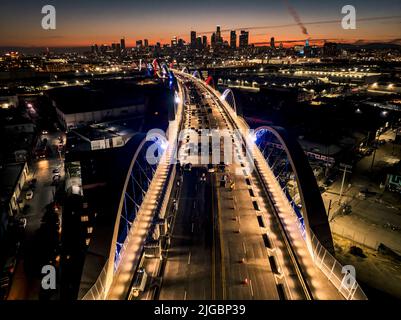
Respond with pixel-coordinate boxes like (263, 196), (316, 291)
(91, 44), (98, 54)
(270, 37), (275, 49)
(216, 25), (223, 45)
(196, 36), (202, 49)
(136, 40), (143, 48)
(239, 30), (249, 48)
(171, 36), (177, 47)
(230, 30), (236, 49)
(120, 38), (126, 50)
(202, 35), (207, 48)
(190, 31), (197, 48)
(211, 32), (216, 48)
(323, 42), (339, 57)
(144, 39), (149, 47)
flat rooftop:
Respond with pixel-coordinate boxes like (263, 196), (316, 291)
(48, 79), (147, 114)
(0, 163), (25, 201)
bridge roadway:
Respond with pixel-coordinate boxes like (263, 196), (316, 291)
(160, 71), (343, 300)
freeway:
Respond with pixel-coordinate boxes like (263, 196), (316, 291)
(168, 71), (343, 300)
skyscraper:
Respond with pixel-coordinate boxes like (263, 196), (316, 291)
(196, 36), (202, 49)
(136, 40), (143, 48)
(211, 32), (216, 48)
(190, 31), (196, 48)
(270, 37), (275, 49)
(216, 25), (223, 46)
(144, 39), (149, 47)
(120, 37), (126, 50)
(230, 30), (236, 49)
(239, 30), (249, 48)
(202, 35), (207, 48)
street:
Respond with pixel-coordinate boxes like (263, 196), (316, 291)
(7, 131), (65, 300)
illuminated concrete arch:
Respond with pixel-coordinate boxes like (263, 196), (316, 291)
(192, 70), (201, 79)
(254, 125), (335, 254)
(79, 134), (166, 299)
(221, 88), (237, 114)
(160, 63), (169, 78)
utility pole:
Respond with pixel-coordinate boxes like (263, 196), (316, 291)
(370, 130), (380, 172)
(339, 163), (352, 205)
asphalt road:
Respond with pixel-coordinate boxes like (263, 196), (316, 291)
(158, 168), (213, 300)
(7, 131), (65, 300)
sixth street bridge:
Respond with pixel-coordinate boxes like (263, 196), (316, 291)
(78, 66), (367, 301)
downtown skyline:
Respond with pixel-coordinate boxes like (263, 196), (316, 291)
(0, 0), (401, 48)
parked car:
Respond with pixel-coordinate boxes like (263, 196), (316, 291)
(25, 190), (34, 200)
(18, 218), (27, 229)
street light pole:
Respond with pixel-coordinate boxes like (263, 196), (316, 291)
(339, 163), (352, 205)
(370, 130), (380, 172)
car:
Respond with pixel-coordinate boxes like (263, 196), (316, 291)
(42, 130), (48, 135)
(199, 172), (207, 182)
(18, 218), (27, 229)
(183, 163), (192, 171)
(52, 168), (60, 174)
(25, 190), (33, 200)
(207, 163), (215, 173)
(53, 174), (60, 181)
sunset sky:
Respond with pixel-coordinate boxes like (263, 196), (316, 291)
(0, 0), (401, 47)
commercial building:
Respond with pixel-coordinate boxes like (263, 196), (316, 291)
(202, 36), (207, 48)
(48, 81), (147, 130)
(230, 31), (237, 49)
(0, 162), (29, 241)
(239, 30), (249, 48)
(190, 31), (196, 49)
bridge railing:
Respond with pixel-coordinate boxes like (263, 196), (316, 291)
(186, 73), (367, 300)
(309, 230), (367, 300)
(250, 126), (367, 300)
(81, 260), (109, 300)
(157, 163), (176, 220)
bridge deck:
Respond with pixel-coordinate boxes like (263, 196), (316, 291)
(193, 74), (343, 300)
(106, 150), (171, 299)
